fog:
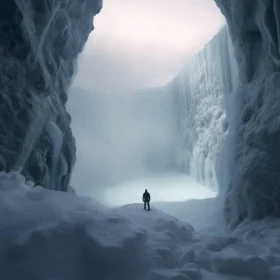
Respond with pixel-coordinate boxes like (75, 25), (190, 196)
(68, 0), (224, 205)
(73, 0), (225, 91)
(103, 172), (216, 207)
(67, 86), (178, 200)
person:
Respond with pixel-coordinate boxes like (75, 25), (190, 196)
(142, 189), (151, 211)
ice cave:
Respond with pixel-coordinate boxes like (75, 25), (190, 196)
(2, 0), (280, 279)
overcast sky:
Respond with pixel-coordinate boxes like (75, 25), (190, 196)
(73, 0), (225, 92)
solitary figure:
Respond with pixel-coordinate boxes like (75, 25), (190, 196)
(143, 189), (151, 211)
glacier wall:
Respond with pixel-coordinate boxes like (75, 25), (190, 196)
(0, 0), (101, 190)
(215, 0), (280, 226)
(173, 27), (239, 191)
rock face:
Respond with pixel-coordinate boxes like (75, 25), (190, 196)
(0, 0), (102, 190)
(215, 0), (280, 226)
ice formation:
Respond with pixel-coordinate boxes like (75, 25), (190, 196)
(68, 9), (280, 228)
(171, 0), (280, 226)
(172, 27), (239, 191)
(2, 0), (280, 277)
(45, 121), (63, 190)
(0, 0), (102, 191)
(214, 0), (280, 226)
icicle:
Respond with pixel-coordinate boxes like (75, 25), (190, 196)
(46, 121), (63, 190)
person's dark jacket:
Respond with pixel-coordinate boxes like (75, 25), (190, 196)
(143, 191), (150, 202)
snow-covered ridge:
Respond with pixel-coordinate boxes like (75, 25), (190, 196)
(0, 0), (102, 191)
(173, 26), (239, 191)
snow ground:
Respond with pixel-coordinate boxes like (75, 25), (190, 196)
(155, 198), (223, 235)
(1, 171), (280, 280)
(102, 172), (217, 206)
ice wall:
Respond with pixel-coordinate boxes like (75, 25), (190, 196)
(173, 27), (239, 191)
(0, 0), (102, 190)
(215, 0), (280, 226)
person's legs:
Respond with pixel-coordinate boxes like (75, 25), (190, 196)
(147, 201), (150, 211)
(144, 201), (146, 209)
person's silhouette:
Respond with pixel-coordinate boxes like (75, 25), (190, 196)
(142, 189), (151, 211)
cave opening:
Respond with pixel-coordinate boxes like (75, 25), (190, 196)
(4, 0), (280, 278)
(68, 0), (225, 208)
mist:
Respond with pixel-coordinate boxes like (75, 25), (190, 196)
(73, 0), (225, 91)
(67, 86), (179, 201)
(68, 0), (224, 205)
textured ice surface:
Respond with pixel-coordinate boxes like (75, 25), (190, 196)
(45, 121), (63, 190)
(0, 0), (101, 190)
(173, 26), (239, 191)
(2, 171), (280, 280)
(214, 0), (280, 226)
(176, 0), (280, 225)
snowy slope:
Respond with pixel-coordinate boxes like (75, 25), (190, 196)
(2, 171), (280, 280)
(0, 172), (193, 280)
(155, 198), (223, 235)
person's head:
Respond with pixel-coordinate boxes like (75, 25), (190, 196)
(145, 189), (147, 192)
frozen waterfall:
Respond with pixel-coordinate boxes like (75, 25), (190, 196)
(173, 26), (239, 192)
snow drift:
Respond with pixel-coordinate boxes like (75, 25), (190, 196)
(3, 171), (280, 280)
(0, 0), (102, 191)
(0, 171), (194, 280)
